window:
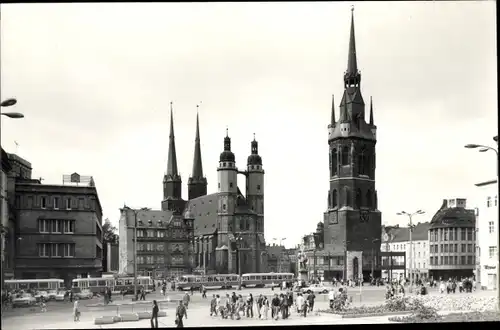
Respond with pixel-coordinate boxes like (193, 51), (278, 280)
(495, 195), (498, 206)
(461, 229), (466, 240)
(147, 230), (154, 238)
(41, 197), (47, 209)
(38, 243), (49, 257)
(461, 244), (466, 253)
(52, 243), (61, 257)
(63, 220), (74, 233)
(443, 256), (448, 265)
(440, 244), (443, 252)
(137, 256), (144, 264)
(489, 246), (497, 259)
(218, 183), (220, 189)
(51, 219), (62, 233)
(332, 190), (338, 208)
(53, 197), (60, 209)
(487, 197), (492, 207)
(137, 243), (144, 251)
(461, 256), (466, 265)
(467, 256), (473, 265)
(467, 244), (473, 253)
(443, 229), (448, 241)
(157, 244), (164, 251)
(454, 256), (458, 265)
(489, 221), (494, 233)
(467, 228), (473, 241)
(66, 198), (72, 210)
(449, 229), (454, 241)
(158, 231), (165, 238)
(157, 256), (164, 263)
(39, 219), (49, 233)
(257, 185), (261, 191)
(146, 256), (154, 264)
(137, 230), (144, 237)
(146, 243), (153, 251)
(341, 146), (349, 165)
(454, 244), (458, 253)
(229, 182), (233, 188)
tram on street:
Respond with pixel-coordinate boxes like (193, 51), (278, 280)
(176, 274), (240, 291)
(241, 272), (295, 288)
(72, 275), (153, 294)
(4, 279), (65, 291)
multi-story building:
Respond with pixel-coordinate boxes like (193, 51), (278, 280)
(474, 179), (498, 289)
(302, 229), (345, 281)
(266, 244), (291, 273)
(428, 198), (476, 280)
(380, 223), (430, 280)
(1, 148), (14, 285)
(284, 247), (298, 275)
(13, 165), (104, 286)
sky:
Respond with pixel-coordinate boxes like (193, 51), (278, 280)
(1, 2), (497, 249)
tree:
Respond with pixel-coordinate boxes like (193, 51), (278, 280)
(102, 218), (118, 244)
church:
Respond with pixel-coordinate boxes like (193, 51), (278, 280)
(163, 107), (267, 275)
(119, 106), (267, 278)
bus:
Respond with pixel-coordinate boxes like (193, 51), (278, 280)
(72, 276), (153, 294)
(4, 279), (65, 291)
(176, 274), (240, 291)
(241, 273), (295, 288)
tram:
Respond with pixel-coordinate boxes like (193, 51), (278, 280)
(72, 275), (153, 294)
(241, 273), (294, 288)
(4, 279), (65, 291)
(176, 274), (240, 291)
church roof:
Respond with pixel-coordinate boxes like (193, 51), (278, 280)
(185, 193), (219, 236)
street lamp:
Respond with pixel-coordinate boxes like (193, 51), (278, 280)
(465, 139), (499, 311)
(272, 237), (286, 272)
(365, 238), (381, 280)
(0, 98), (17, 107)
(123, 205), (150, 301)
(234, 234), (243, 289)
(397, 210), (425, 292)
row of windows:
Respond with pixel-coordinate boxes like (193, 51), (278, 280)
(137, 255), (184, 265)
(429, 228), (475, 242)
(136, 229), (186, 239)
(137, 243), (184, 252)
(216, 182), (262, 191)
(135, 219), (183, 228)
(38, 243), (76, 257)
(489, 246), (498, 258)
(486, 195), (498, 207)
(39, 219), (75, 234)
(429, 243), (475, 254)
(328, 188), (374, 209)
(429, 255), (474, 266)
(21, 195), (97, 211)
(390, 242), (427, 251)
(216, 219), (263, 232)
(488, 221), (495, 233)
(330, 147), (373, 177)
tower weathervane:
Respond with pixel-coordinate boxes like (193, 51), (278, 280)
(226, 126), (228, 137)
(351, 5), (354, 12)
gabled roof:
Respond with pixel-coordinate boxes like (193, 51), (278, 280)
(186, 193), (219, 236)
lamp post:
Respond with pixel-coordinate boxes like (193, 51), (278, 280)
(365, 238), (381, 280)
(397, 210), (425, 293)
(465, 138), (499, 311)
(123, 205), (150, 301)
(234, 234), (243, 289)
(272, 237), (286, 272)
(343, 239), (351, 282)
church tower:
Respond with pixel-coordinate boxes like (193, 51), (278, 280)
(246, 134), (264, 224)
(188, 107), (208, 200)
(216, 129), (238, 273)
(162, 102), (184, 213)
(324, 9), (382, 281)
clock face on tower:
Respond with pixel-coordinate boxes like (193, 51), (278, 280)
(383, 232), (389, 242)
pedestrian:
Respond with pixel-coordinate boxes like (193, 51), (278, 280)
(73, 298), (80, 322)
(140, 288), (146, 301)
(69, 290), (73, 303)
(295, 293), (305, 317)
(40, 297), (47, 313)
(151, 300), (159, 328)
(256, 294), (263, 319)
(202, 286), (207, 299)
(210, 294), (217, 316)
(175, 300), (187, 328)
(246, 293), (254, 318)
(307, 292), (315, 312)
(183, 292), (190, 309)
(271, 294), (280, 320)
(261, 296), (269, 320)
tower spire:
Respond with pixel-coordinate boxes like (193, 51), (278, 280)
(167, 101), (178, 176)
(192, 105), (203, 178)
(369, 96), (374, 125)
(331, 94), (336, 125)
(347, 6), (357, 76)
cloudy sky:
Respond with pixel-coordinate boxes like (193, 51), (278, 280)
(1, 2), (497, 248)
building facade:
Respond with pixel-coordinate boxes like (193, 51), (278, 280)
(104, 242), (119, 273)
(13, 167), (104, 286)
(380, 223), (429, 280)
(266, 244), (291, 273)
(474, 180), (498, 289)
(319, 10), (382, 281)
(428, 198), (476, 280)
(1, 148), (14, 285)
(119, 108), (267, 276)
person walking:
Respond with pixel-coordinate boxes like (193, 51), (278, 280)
(73, 298), (81, 322)
(261, 296), (269, 320)
(151, 300), (159, 328)
(202, 285), (207, 299)
(182, 292), (190, 310)
(140, 288), (146, 301)
(307, 291), (315, 312)
(295, 293), (305, 317)
(210, 294), (217, 316)
(246, 293), (254, 318)
(175, 300), (187, 328)
(256, 294), (263, 319)
(271, 294), (280, 320)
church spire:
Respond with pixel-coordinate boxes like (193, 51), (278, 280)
(369, 96), (374, 125)
(192, 105), (203, 179)
(331, 94), (336, 125)
(347, 7), (358, 76)
(166, 102), (179, 177)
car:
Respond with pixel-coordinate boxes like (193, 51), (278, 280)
(34, 291), (49, 301)
(302, 284), (330, 294)
(53, 291), (67, 301)
(47, 290), (58, 300)
(12, 293), (37, 307)
(75, 289), (93, 300)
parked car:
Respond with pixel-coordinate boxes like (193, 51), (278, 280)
(13, 293), (37, 307)
(54, 291), (67, 301)
(47, 290), (58, 300)
(75, 289), (93, 300)
(302, 284), (330, 294)
(34, 291), (49, 301)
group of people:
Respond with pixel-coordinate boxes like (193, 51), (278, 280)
(206, 290), (317, 321)
(438, 277), (476, 294)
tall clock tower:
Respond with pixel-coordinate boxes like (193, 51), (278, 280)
(323, 9), (382, 281)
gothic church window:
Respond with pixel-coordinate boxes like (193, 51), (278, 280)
(257, 185), (261, 190)
(366, 190), (372, 208)
(358, 151), (365, 175)
(341, 146), (349, 165)
(331, 148), (338, 176)
(332, 190), (338, 208)
(356, 189), (362, 209)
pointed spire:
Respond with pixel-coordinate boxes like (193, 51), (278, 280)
(224, 127), (231, 151)
(369, 96), (374, 125)
(166, 101), (179, 177)
(191, 105), (204, 179)
(347, 6), (358, 75)
(331, 94), (336, 125)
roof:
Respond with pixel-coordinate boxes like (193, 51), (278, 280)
(1, 148), (12, 172)
(429, 200), (475, 229)
(186, 193), (219, 236)
(266, 245), (286, 259)
(475, 180), (497, 187)
(124, 209), (174, 228)
(385, 222), (430, 243)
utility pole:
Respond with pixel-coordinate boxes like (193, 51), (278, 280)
(397, 210), (425, 292)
